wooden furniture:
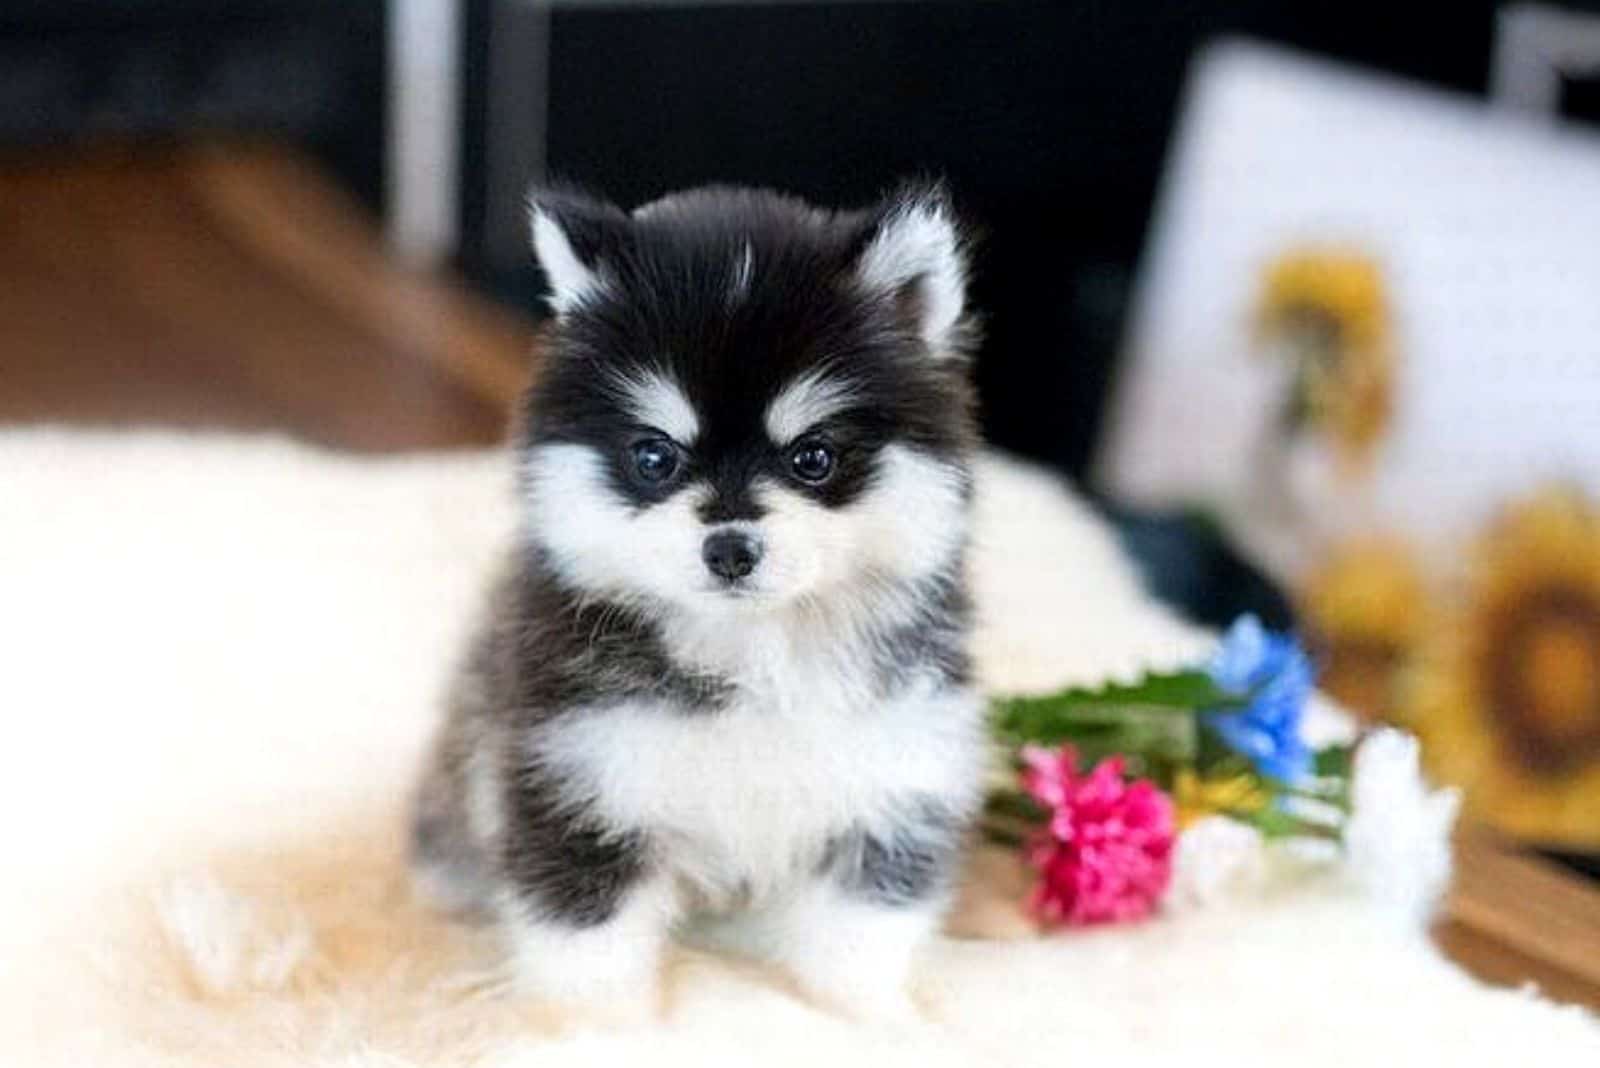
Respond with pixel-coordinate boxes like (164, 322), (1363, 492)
(0, 142), (527, 450)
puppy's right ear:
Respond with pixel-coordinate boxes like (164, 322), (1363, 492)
(527, 188), (629, 315)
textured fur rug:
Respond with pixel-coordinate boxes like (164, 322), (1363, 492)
(1, 430), (1595, 1065)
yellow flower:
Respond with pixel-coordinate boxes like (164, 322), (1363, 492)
(1258, 250), (1389, 352)
(1403, 486), (1600, 848)
(1256, 248), (1395, 474)
(1298, 538), (1430, 723)
(1174, 770), (1270, 829)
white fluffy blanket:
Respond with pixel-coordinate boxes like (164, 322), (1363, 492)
(1, 430), (1594, 1065)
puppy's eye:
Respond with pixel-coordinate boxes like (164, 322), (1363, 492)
(789, 440), (836, 484)
(631, 438), (680, 484)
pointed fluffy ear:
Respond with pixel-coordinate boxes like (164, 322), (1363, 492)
(853, 184), (970, 354)
(527, 188), (628, 315)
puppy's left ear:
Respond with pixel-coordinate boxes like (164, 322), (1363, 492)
(852, 183), (971, 356)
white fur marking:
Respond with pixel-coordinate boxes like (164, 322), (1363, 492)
(746, 444), (966, 602)
(523, 438), (966, 621)
(851, 444), (969, 579)
(757, 881), (936, 1019)
(728, 242), (754, 305)
(540, 681), (983, 907)
(763, 370), (859, 443)
(530, 208), (602, 314)
(857, 201), (966, 352)
(498, 878), (675, 1004)
(523, 443), (710, 604)
(613, 369), (700, 442)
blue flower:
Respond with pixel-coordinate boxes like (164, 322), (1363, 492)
(1204, 615), (1315, 784)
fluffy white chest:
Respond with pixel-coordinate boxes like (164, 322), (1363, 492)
(539, 669), (983, 900)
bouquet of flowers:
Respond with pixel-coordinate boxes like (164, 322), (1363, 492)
(984, 615), (1355, 927)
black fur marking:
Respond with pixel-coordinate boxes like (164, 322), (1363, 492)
(510, 552), (733, 716)
(410, 555), (725, 929)
(525, 184), (979, 521)
(501, 762), (650, 928)
(485, 556), (730, 923)
(825, 798), (965, 907)
(870, 566), (974, 695)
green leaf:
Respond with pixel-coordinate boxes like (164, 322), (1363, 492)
(984, 789), (1045, 824)
(987, 670), (1246, 775)
(991, 670), (1243, 740)
(1314, 744), (1355, 779)
(979, 821), (1027, 848)
(1009, 669), (1238, 710)
(1195, 722), (1245, 775)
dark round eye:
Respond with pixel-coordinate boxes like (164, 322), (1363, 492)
(631, 438), (680, 484)
(789, 440), (836, 484)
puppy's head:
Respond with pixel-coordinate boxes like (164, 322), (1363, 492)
(519, 183), (978, 618)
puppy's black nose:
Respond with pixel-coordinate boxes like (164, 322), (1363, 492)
(702, 530), (762, 582)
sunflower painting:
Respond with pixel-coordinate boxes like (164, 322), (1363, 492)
(1403, 487), (1600, 848)
(1255, 249), (1395, 478)
(1093, 86), (1600, 854)
(1299, 538), (1430, 725)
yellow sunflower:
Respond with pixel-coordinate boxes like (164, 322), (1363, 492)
(1256, 249), (1395, 475)
(1404, 486), (1600, 848)
(1299, 538), (1430, 724)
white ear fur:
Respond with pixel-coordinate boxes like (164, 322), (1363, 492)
(530, 207), (603, 315)
(856, 197), (967, 353)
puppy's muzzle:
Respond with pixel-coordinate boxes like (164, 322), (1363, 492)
(702, 529), (763, 583)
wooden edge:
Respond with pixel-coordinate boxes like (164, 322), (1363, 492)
(185, 141), (538, 412)
(1438, 823), (1600, 1009)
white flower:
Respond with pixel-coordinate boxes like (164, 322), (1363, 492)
(1168, 816), (1267, 911)
(1343, 728), (1460, 928)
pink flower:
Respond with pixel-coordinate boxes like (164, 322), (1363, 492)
(1019, 745), (1177, 927)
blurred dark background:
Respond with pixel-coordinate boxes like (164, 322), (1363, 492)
(0, 1), (387, 203)
(8, 0), (1600, 481)
(464, 0), (1538, 481)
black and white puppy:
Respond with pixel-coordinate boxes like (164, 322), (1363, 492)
(412, 183), (983, 1019)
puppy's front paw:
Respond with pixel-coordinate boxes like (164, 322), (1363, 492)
(762, 886), (940, 1029)
(498, 892), (671, 1032)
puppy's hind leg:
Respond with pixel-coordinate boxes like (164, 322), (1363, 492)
(409, 609), (513, 921)
(409, 737), (499, 921)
